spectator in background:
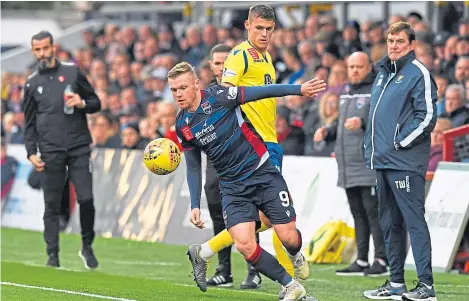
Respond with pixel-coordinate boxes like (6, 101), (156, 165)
(441, 84), (469, 127)
(276, 105), (305, 156)
(453, 56), (469, 84)
(340, 20), (363, 58)
(2, 111), (24, 144)
(297, 40), (318, 81)
(90, 113), (120, 148)
(120, 121), (148, 149)
(442, 35), (460, 78)
(456, 36), (469, 58)
(407, 11), (423, 27)
(202, 24), (218, 51)
(280, 48), (305, 84)
(184, 25), (208, 67)
(139, 118), (162, 142)
(321, 43), (341, 69)
(157, 101), (181, 150)
(1, 140), (18, 203)
(433, 32), (449, 72)
(435, 74), (449, 116)
(307, 92), (339, 156)
(327, 60), (347, 95)
(428, 118), (453, 172)
(414, 41), (435, 72)
(318, 14), (342, 46)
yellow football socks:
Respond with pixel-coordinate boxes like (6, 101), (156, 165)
(207, 222), (295, 276)
(207, 222), (270, 253)
(207, 228), (234, 252)
(272, 231), (295, 276)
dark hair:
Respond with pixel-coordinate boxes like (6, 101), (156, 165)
(210, 44), (232, 58)
(95, 112), (113, 126)
(248, 4), (275, 21)
(387, 22), (415, 43)
(31, 30), (54, 45)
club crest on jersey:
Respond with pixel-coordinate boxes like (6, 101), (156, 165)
(356, 98), (366, 109)
(201, 101), (212, 114)
(247, 48), (259, 60)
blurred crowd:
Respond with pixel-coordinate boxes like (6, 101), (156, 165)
(1, 11), (469, 161)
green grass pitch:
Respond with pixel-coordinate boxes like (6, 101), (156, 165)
(1, 228), (468, 300)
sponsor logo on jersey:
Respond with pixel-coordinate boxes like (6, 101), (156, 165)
(181, 126), (194, 141)
(223, 68), (236, 77)
(195, 123), (215, 139)
(247, 48), (259, 59)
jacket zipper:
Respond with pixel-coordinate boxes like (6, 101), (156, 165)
(370, 63), (397, 169)
(393, 123), (400, 145)
(341, 97), (351, 187)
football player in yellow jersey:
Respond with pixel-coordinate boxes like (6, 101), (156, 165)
(192, 4), (309, 299)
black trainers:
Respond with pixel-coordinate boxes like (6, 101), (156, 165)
(79, 246), (99, 270)
(207, 270), (234, 288)
(240, 266), (262, 289)
(46, 253), (60, 268)
(365, 259), (390, 277)
(336, 260), (369, 276)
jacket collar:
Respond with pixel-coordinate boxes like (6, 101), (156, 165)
(350, 70), (376, 89)
(378, 51), (416, 74)
(208, 78), (218, 87)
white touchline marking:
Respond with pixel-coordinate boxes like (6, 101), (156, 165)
(174, 283), (277, 296)
(113, 260), (181, 266)
(0, 282), (139, 301)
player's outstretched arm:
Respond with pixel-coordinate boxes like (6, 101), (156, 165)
(242, 78), (327, 103)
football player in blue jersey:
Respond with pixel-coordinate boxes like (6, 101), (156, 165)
(170, 62), (326, 301)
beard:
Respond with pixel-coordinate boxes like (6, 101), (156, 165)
(37, 55), (54, 70)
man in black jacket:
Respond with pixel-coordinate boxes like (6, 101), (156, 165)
(23, 31), (101, 269)
(314, 51), (388, 277)
(204, 44), (236, 288)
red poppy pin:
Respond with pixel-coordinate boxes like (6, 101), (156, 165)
(58, 76), (65, 82)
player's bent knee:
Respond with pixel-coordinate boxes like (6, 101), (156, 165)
(228, 222), (257, 258)
(273, 222), (299, 247)
(234, 239), (257, 258)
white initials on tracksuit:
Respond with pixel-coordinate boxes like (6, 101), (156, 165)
(395, 176), (410, 192)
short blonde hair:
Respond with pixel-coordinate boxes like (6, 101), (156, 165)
(167, 62), (196, 79)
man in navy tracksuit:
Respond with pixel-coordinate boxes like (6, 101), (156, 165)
(363, 22), (437, 301)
